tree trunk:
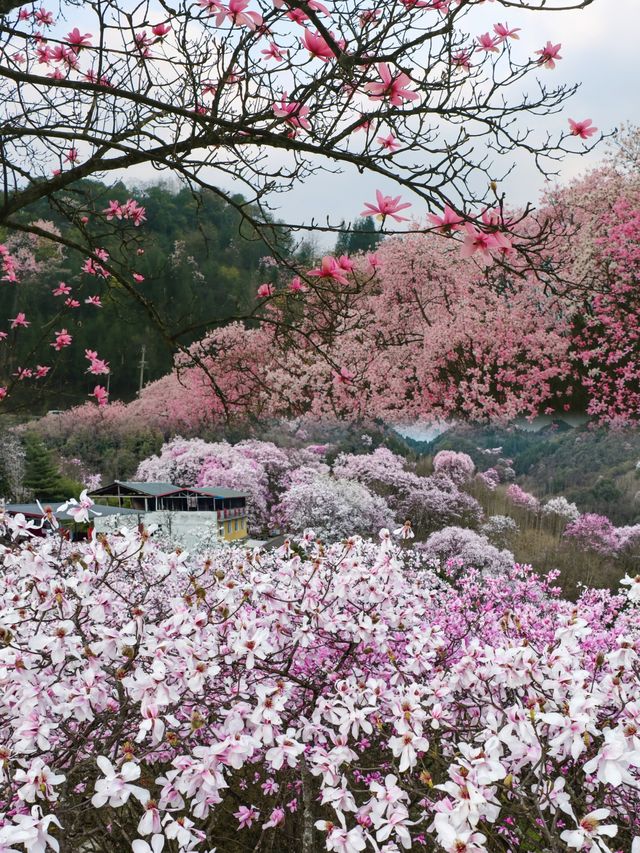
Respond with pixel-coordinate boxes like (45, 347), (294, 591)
(301, 756), (316, 853)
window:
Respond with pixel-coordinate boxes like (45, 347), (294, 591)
(187, 495), (197, 509)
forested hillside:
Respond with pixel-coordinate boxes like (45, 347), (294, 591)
(424, 424), (640, 524)
(0, 180), (289, 407)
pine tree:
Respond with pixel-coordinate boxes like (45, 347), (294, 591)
(22, 434), (65, 501)
(334, 217), (382, 256)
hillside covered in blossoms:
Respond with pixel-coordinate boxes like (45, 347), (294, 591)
(1, 0), (640, 849)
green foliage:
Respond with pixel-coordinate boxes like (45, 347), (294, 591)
(1, 179), (293, 410)
(334, 217), (382, 256)
(22, 433), (65, 500)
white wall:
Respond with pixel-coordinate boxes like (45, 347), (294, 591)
(94, 511), (222, 550)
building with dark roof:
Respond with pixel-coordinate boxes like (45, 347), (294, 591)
(88, 480), (248, 542)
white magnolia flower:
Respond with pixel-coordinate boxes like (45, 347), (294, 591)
(560, 809), (617, 851)
(621, 574), (640, 604)
(91, 757), (149, 808)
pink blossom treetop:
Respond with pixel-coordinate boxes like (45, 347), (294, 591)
(432, 450), (475, 484)
(563, 513), (621, 556)
(506, 483), (541, 513)
(421, 524), (515, 576)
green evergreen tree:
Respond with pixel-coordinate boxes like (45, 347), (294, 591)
(334, 217), (382, 256)
(22, 434), (65, 500)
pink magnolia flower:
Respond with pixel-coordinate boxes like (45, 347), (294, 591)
(257, 283), (274, 297)
(301, 29), (337, 61)
(316, 817), (367, 853)
(15, 758), (65, 803)
(393, 521), (415, 540)
(262, 807), (285, 829)
(460, 224), (499, 264)
(65, 147), (79, 163)
(477, 33), (500, 53)
(308, 256), (350, 286)
(535, 41), (562, 69)
(85, 349), (110, 375)
(85, 295), (102, 307)
(234, 805), (259, 828)
(10, 312), (30, 329)
(493, 22), (520, 41)
(51, 328), (72, 350)
(365, 63), (419, 107)
(52, 282), (72, 296)
(560, 809), (618, 850)
(333, 366), (356, 385)
(65, 28), (92, 50)
(451, 50), (472, 71)
(35, 365), (50, 378)
(568, 118), (598, 139)
(91, 385), (109, 406)
(216, 0), (263, 30)
(361, 190), (412, 223)
(427, 205), (464, 233)
(376, 133), (400, 153)
(288, 276), (306, 293)
(58, 490), (97, 524)
(272, 95), (311, 130)
(0, 244), (18, 282)
(261, 42), (285, 61)
(337, 254), (354, 272)
(133, 273), (145, 282)
(92, 757), (149, 808)
(152, 22), (172, 38)
(7, 807), (63, 853)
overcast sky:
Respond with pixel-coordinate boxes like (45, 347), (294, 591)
(112, 0), (639, 245)
(272, 0), (640, 245)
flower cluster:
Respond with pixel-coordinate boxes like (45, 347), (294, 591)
(0, 515), (639, 852)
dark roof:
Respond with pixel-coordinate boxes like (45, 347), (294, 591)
(182, 486), (247, 498)
(3, 503), (141, 521)
(89, 480), (180, 497)
(89, 481), (247, 500)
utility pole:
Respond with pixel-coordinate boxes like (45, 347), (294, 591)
(138, 344), (147, 395)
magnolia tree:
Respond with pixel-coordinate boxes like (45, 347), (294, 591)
(1, 509), (640, 853)
(432, 451), (475, 485)
(152, 134), (640, 425)
(271, 469), (394, 538)
(420, 524), (514, 575)
(394, 475), (484, 538)
(563, 513), (621, 557)
(0, 0), (610, 414)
